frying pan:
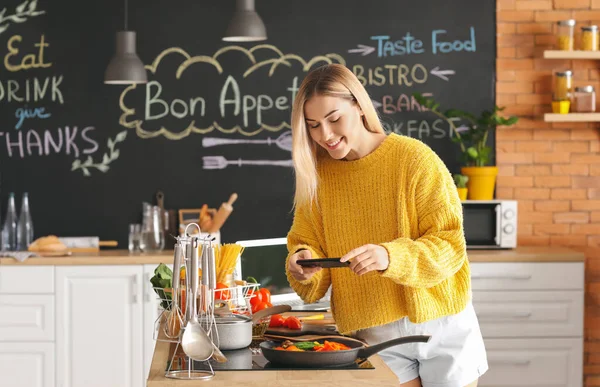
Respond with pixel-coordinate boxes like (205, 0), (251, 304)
(260, 335), (431, 367)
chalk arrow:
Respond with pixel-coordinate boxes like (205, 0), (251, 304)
(371, 99), (382, 109)
(430, 66), (455, 81)
(348, 44), (375, 56)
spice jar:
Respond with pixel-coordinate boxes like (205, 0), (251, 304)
(581, 26), (599, 51)
(553, 70), (573, 101)
(557, 20), (576, 50)
(572, 86), (596, 112)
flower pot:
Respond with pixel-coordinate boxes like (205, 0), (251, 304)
(460, 166), (498, 200)
(456, 187), (468, 201)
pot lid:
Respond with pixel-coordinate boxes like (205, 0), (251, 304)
(200, 314), (251, 325)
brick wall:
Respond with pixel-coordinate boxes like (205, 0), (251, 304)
(496, 1), (600, 385)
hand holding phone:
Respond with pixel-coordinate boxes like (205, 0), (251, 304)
(297, 258), (350, 269)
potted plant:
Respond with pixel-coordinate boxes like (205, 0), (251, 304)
(413, 93), (518, 200)
(453, 174), (469, 201)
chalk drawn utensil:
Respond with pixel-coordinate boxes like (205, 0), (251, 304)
(202, 131), (292, 152)
(202, 156), (293, 170)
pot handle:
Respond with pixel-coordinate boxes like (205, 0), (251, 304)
(356, 335), (431, 364)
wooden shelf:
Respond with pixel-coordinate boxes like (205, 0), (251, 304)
(544, 50), (600, 59)
(544, 113), (600, 122)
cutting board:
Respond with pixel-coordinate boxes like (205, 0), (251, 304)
(265, 323), (338, 337)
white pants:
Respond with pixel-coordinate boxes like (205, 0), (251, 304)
(354, 302), (488, 387)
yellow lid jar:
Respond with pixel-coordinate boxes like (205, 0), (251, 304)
(581, 25), (598, 51)
(557, 20), (576, 50)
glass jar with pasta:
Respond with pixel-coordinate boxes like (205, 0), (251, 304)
(581, 25), (598, 51)
(556, 20), (576, 50)
(572, 86), (596, 112)
(553, 70), (573, 101)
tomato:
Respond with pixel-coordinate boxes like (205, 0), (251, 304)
(258, 288), (271, 304)
(284, 316), (302, 330)
(269, 314), (286, 328)
(214, 283), (231, 301)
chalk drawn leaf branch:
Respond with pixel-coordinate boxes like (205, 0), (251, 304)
(0, 0), (45, 35)
(71, 130), (127, 176)
(119, 45), (346, 139)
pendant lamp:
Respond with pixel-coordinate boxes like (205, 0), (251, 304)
(223, 0), (267, 42)
(104, 0), (147, 84)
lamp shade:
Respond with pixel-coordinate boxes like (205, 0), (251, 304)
(104, 31), (147, 84)
(223, 0), (267, 42)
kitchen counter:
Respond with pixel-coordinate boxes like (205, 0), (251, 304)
(147, 339), (400, 387)
(0, 246), (585, 265)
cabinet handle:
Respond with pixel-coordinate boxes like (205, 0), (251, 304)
(477, 311), (532, 318)
(132, 276), (138, 304)
(471, 274), (532, 280)
(144, 274), (151, 303)
(490, 359), (531, 366)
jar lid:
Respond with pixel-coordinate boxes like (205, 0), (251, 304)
(575, 85), (595, 92)
(582, 25), (598, 31)
(557, 19), (576, 26)
(556, 70), (573, 77)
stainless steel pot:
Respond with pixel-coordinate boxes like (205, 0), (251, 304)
(202, 315), (252, 350)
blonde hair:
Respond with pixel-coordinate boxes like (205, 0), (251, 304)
(291, 64), (385, 210)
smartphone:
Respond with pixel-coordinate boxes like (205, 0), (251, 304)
(297, 258), (350, 268)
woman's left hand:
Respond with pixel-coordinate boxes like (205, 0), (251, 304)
(340, 244), (390, 276)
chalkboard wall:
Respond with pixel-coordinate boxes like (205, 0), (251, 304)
(0, 0), (495, 246)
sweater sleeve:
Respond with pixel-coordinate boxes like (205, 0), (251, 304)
(285, 202), (331, 303)
(379, 147), (467, 288)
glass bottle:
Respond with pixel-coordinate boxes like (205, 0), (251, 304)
(581, 26), (598, 51)
(2, 193), (18, 251)
(553, 70), (573, 101)
(557, 20), (576, 50)
(16, 193), (34, 251)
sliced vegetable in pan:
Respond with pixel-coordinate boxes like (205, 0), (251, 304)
(274, 340), (351, 351)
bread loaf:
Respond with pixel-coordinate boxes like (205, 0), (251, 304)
(28, 235), (68, 252)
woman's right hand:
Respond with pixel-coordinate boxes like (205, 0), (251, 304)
(288, 249), (321, 282)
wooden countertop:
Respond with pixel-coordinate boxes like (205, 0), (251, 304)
(0, 249), (173, 265)
(147, 339), (400, 387)
(467, 246), (585, 262)
(0, 246), (585, 266)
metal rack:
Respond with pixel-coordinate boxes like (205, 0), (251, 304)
(151, 223), (260, 380)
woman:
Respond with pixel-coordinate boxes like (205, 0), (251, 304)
(285, 63), (487, 387)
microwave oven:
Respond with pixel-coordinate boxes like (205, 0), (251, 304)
(462, 200), (517, 249)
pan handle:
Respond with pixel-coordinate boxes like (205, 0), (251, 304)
(356, 335), (431, 364)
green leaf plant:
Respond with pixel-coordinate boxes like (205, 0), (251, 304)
(413, 93), (519, 167)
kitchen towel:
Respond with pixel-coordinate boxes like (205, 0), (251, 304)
(0, 251), (36, 262)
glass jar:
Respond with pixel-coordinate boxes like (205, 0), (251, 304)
(572, 86), (596, 112)
(581, 26), (598, 51)
(139, 205), (165, 253)
(557, 20), (576, 50)
(553, 70), (573, 101)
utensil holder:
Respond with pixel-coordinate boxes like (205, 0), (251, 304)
(151, 223), (262, 380)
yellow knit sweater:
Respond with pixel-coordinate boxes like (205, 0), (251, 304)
(286, 133), (471, 335)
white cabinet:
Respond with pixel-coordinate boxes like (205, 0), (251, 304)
(482, 338), (583, 387)
(0, 342), (55, 387)
(472, 262), (585, 387)
(0, 265), (56, 387)
(55, 266), (144, 387)
(143, 264), (162, 380)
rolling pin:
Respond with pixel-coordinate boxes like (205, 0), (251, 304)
(206, 193), (238, 233)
